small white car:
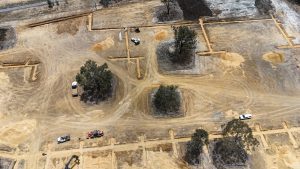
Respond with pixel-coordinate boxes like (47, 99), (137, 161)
(131, 38), (140, 45)
(57, 135), (70, 144)
(239, 114), (252, 120)
(71, 81), (78, 97)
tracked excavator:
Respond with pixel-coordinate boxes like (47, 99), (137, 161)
(65, 155), (80, 169)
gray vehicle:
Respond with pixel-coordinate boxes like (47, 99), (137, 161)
(57, 135), (70, 144)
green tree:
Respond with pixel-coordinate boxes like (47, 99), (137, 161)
(212, 138), (248, 169)
(161, 0), (175, 15)
(47, 0), (54, 8)
(185, 129), (209, 165)
(172, 26), (197, 64)
(100, 0), (111, 7)
(222, 119), (259, 150)
(76, 60), (113, 103)
(153, 85), (180, 114)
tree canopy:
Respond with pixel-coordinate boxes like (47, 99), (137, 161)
(212, 119), (259, 168)
(76, 60), (113, 103)
(153, 85), (181, 114)
(100, 0), (111, 7)
(212, 138), (248, 169)
(222, 119), (259, 150)
(185, 129), (209, 165)
(172, 26), (197, 64)
(161, 0), (175, 15)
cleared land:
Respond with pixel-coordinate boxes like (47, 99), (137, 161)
(0, 0), (300, 168)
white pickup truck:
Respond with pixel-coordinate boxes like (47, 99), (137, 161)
(71, 81), (78, 97)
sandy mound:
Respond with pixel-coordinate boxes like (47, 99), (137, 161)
(92, 37), (114, 52)
(0, 120), (37, 146)
(155, 30), (168, 41)
(262, 52), (284, 64)
(219, 52), (245, 67)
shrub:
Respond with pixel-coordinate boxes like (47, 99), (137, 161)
(76, 60), (113, 103)
(153, 85), (180, 114)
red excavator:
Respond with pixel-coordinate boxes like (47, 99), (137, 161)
(86, 130), (104, 139)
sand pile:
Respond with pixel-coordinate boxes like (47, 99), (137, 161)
(262, 52), (284, 64)
(92, 37), (114, 52)
(219, 52), (245, 68)
(155, 30), (168, 41)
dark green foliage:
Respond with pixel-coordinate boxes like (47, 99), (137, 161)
(185, 129), (209, 165)
(212, 119), (259, 168)
(172, 26), (197, 64)
(222, 119), (259, 150)
(100, 0), (111, 7)
(161, 0), (175, 15)
(76, 60), (113, 103)
(47, 0), (54, 8)
(212, 138), (248, 169)
(153, 85), (180, 114)
(192, 129), (209, 145)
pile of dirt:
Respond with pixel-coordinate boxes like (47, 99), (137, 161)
(219, 52), (245, 68)
(91, 37), (115, 52)
(262, 52), (285, 64)
(155, 30), (168, 41)
(0, 27), (16, 51)
(176, 0), (212, 20)
(255, 0), (274, 14)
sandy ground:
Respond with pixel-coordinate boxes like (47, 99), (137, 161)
(0, 0), (31, 6)
(0, 0), (300, 169)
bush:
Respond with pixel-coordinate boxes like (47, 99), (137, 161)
(171, 26), (197, 65)
(222, 119), (259, 150)
(184, 129), (209, 165)
(76, 60), (113, 103)
(153, 85), (180, 114)
(100, 0), (111, 7)
(212, 119), (259, 168)
(161, 0), (175, 15)
(212, 138), (248, 169)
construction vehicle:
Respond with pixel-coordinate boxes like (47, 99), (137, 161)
(86, 130), (104, 139)
(65, 155), (79, 169)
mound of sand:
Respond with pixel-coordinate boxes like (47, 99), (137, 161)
(91, 37), (114, 52)
(0, 120), (37, 146)
(262, 52), (284, 64)
(219, 52), (245, 68)
(155, 30), (168, 41)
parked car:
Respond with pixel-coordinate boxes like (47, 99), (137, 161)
(86, 130), (104, 139)
(57, 135), (70, 144)
(71, 81), (78, 97)
(239, 114), (252, 120)
(131, 38), (140, 45)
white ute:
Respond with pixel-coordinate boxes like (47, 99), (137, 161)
(239, 114), (252, 120)
(71, 81), (78, 97)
